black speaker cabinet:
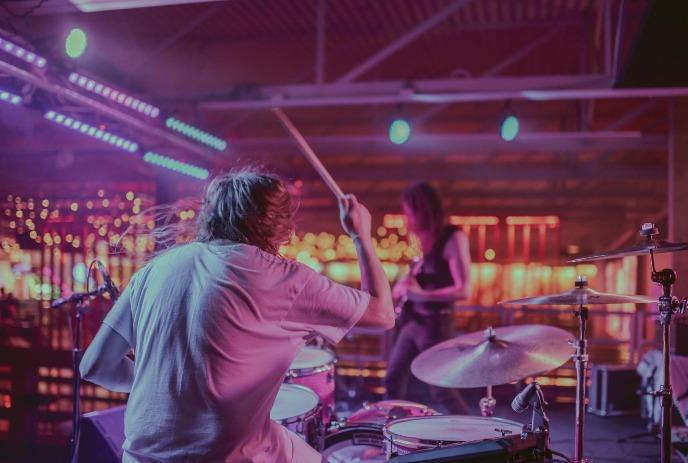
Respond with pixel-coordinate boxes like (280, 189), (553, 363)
(588, 364), (640, 417)
(79, 405), (126, 463)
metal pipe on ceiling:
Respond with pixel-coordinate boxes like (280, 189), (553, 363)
(0, 58), (213, 159)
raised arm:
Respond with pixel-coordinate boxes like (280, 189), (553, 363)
(339, 195), (395, 329)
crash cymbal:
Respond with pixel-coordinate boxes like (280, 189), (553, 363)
(411, 325), (573, 388)
(499, 286), (655, 306)
(570, 223), (688, 263)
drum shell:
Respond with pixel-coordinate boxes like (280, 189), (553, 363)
(286, 348), (336, 425)
(271, 384), (324, 451)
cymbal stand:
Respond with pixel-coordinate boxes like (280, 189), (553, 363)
(571, 277), (590, 463)
(649, 247), (687, 463)
(479, 327), (497, 417)
(479, 384), (496, 417)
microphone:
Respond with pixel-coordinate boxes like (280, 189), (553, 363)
(511, 383), (539, 413)
(51, 287), (106, 308)
(97, 260), (120, 301)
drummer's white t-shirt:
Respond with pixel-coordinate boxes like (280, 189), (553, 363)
(102, 241), (369, 463)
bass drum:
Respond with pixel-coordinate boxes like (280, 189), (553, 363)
(321, 424), (385, 463)
(347, 400), (438, 425)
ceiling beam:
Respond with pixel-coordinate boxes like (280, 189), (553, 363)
(200, 74), (612, 110)
(335, 0), (475, 83)
(231, 131), (666, 154)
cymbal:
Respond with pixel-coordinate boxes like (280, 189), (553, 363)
(569, 239), (688, 263)
(570, 223), (688, 263)
(411, 325), (574, 388)
(499, 286), (655, 306)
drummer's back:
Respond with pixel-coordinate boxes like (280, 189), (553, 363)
(123, 240), (315, 462)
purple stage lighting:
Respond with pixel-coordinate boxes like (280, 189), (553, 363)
(68, 72), (160, 118)
(44, 110), (139, 153)
(0, 37), (47, 68)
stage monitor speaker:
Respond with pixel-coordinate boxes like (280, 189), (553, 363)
(79, 405), (126, 463)
(588, 364), (640, 417)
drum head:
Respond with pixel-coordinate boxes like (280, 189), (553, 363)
(270, 384), (319, 422)
(290, 346), (335, 371)
(348, 400), (437, 426)
(322, 425), (386, 463)
(385, 415), (522, 444)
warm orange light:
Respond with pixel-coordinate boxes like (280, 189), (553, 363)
(383, 214), (406, 229)
(506, 216), (559, 226)
(484, 248), (496, 261)
(449, 216), (499, 226)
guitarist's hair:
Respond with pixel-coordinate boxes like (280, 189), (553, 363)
(401, 181), (445, 237)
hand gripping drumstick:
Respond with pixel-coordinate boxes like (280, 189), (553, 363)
(272, 107), (345, 201)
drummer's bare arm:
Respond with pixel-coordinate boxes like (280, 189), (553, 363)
(80, 324), (134, 393)
(407, 231), (472, 303)
(339, 195), (395, 329)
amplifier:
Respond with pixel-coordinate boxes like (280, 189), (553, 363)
(587, 364), (640, 416)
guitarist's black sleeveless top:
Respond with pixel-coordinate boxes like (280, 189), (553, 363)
(412, 225), (459, 319)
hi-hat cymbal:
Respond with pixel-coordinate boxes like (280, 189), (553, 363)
(411, 325), (574, 389)
(569, 239), (688, 263)
(570, 223), (688, 263)
(499, 286), (655, 306)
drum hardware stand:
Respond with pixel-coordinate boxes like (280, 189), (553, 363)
(529, 384), (550, 463)
(479, 384), (496, 417)
(478, 327), (498, 417)
(647, 242), (688, 463)
(51, 287), (107, 463)
(569, 276), (591, 463)
(513, 382), (551, 463)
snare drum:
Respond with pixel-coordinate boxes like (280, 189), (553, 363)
(347, 400), (438, 426)
(271, 384), (323, 450)
(286, 346), (336, 424)
(384, 415), (523, 458)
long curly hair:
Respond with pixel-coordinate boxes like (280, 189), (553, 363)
(196, 169), (295, 254)
(123, 169), (296, 257)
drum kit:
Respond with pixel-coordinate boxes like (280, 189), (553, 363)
(270, 223), (688, 463)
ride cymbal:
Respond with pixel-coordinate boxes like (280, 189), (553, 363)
(411, 325), (573, 388)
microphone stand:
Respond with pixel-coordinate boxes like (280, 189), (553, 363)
(52, 286), (108, 463)
(529, 384), (551, 463)
(512, 382), (551, 463)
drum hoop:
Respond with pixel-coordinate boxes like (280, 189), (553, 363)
(383, 415), (523, 447)
(272, 384), (321, 422)
(274, 403), (322, 425)
(286, 360), (335, 377)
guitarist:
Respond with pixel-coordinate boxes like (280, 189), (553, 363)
(385, 182), (472, 413)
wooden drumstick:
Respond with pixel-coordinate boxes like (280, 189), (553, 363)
(272, 107), (345, 200)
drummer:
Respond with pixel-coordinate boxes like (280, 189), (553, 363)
(386, 181), (471, 413)
(79, 170), (395, 463)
